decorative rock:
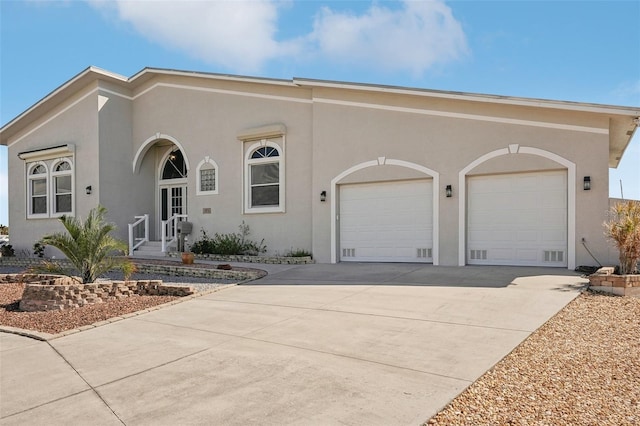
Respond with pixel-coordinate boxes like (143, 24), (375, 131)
(1, 273), (197, 312)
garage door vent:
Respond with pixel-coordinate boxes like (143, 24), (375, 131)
(417, 248), (432, 258)
(342, 248), (356, 258)
(470, 249), (488, 260)
(544, 250), (564, 262)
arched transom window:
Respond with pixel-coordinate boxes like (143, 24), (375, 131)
(28, 163), (48, 216)
(245, 141), (284, 213)
(25, 157), (74, 218)
(196, 156), (219, 195)
(52, 159), (73, 215)
(162, 149), (187, 180)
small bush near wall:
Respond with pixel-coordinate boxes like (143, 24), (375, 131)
(285, 248), (312, 258)
(190, 223), (267, 256)
(0, 244), (15, 257)
(604, 200), (640, 275)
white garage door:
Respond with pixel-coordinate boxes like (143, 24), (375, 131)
(339, 179), (433, 262)
(467, 170), (567, 267)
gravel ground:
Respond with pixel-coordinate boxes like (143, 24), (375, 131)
(0, 282), (179, 334)
(3, 264), (638, 422)
(0, 265), (239, 334)
(427, 291), (640, 426)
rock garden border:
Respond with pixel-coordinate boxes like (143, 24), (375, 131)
(168, 252), (314, 264)
(0, 257), (264, 281)
(588, 266), (640, 297)
(1, 274), (195, 312)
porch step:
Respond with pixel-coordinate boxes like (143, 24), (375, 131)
(132, 241), (168, 258)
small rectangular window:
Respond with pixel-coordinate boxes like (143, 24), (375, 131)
(200, 168), (216, 192)
(54, 175), (72, 213)
(250, 163), (279, 207)
(31, 179), (47, 214)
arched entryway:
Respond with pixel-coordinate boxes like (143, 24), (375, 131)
(158, 147), (188, 237)
(132, 134), (190, 244)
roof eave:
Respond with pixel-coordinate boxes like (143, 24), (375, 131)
(293, 77), (640, 116)
(0, 66), (128, 145)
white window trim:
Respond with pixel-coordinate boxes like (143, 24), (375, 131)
(26, 161), (49, 219)
(50, 157), (75, 218)
(244, 139), (285, 214)
(196, 156), (219, 195)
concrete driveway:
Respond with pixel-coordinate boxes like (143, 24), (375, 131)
(1, 264), (586, 425)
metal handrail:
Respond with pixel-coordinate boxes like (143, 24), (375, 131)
(161, 214), (187, 252)
(128, 214), (149, 255)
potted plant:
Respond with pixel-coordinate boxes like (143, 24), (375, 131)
(181, 251), (195, 264)
(590, 200), (640, 296)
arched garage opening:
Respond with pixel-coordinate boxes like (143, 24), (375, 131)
(331, 158), (440, 264)
(458, 145), (576, 269)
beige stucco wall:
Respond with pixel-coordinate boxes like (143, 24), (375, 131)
(129, 80), (314, 255)
(7, 85), (100, 256)
(309, 87), (611, 266)
(4, 72), (622, 270)
(95, 87), (148, 243)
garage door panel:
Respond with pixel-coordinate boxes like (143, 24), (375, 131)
(467, 171), (567, 267)
(516, 230), (537, 242)
(542, 229), (566, 242)
(340, 180), (433, 263)
(516, 249), (539, 262)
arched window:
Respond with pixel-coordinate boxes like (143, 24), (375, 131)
(161, 149), (187, 180)
(51, 158), (73, 215)
(28, 162), (48, 217)
(245, 141), (284, 213)
(196, 156), (219, 195)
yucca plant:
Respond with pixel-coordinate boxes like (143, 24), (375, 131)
(37, 205), (134, 283)
(604, 200), (640, 275)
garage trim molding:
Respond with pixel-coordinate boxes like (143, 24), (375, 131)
(457, 144), (576, 269)
(330, 157), (440, 264)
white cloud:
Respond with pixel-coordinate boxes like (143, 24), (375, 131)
(91, 0), (300, 73)
(309, 1), (468, 76)
(89, 0), (467, 76)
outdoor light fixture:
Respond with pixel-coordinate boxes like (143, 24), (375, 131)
(583, 176), (591, 191)
(85, 185), (92, 195)
(445, 185), (453, 198)
(320, 191), (327, 202)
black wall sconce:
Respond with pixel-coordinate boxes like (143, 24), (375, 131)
(320, 190), (327, 202)
(445, 185), (453, 198)
(85, 185), (92, 195)
(583, 176), (591, 191)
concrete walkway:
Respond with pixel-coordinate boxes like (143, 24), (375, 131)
(1, 264), (587, 425)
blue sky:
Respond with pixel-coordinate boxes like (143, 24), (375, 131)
(1, 0), (639, 227)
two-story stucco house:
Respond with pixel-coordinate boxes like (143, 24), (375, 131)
(1, 66), (638, 268)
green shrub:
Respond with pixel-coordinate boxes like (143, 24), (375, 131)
(285, 248), (312, 258)
(37, 205), (133, 283)
(190, 222), (267, 256)
(33, 241), (45, 258)
(0, 244), (15, 257)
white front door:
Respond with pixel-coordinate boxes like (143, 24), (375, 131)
(339, 179), (433, 262)
(160, 184), (187, 237)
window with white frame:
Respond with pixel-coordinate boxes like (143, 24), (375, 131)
(51, 158), (73, 215)
(25, 156), (74, 219)
(196, 156), (219, 195)
(27, 162), (48, 217)
(244, 140), (284, 213)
